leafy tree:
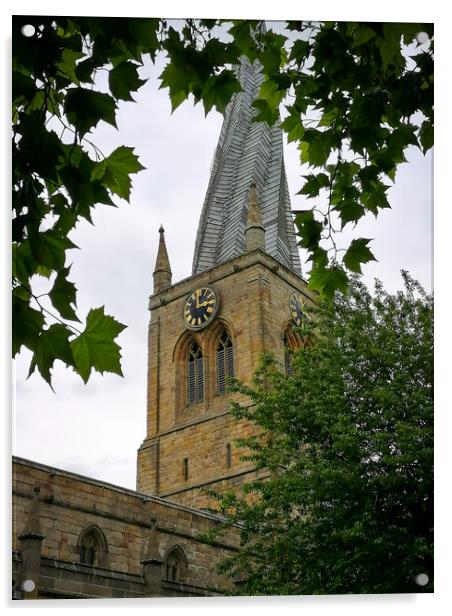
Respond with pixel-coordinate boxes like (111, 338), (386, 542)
(12, 17), (433, 386)
(158, 20), (433, 296)
(203, 274), (433, 595)
(12, 16), (161, 386)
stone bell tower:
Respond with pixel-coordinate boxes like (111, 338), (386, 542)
(137, 55), (310, 508)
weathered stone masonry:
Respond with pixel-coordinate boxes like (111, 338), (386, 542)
(12, 49), (311, 600)
(136, 248), (310, 508)
(12, 457), (239, 599)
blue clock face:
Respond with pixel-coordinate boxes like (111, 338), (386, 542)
(184, 286), (218, 330)
(289, 293), (305, 326)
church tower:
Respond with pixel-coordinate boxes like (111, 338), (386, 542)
(137, 56), (310, 508)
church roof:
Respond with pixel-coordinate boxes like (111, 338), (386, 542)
(192, 56), (302, 276)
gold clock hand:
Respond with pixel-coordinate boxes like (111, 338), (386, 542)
(198, 299), (214, 308)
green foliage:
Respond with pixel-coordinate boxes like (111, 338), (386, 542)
(91, 146), (145, 200)
(64, 88), (117, 136)
(308, 263), (349, 296)
(159, 24), (241, 113)
(28, 324), (74, 387)
(12, 17), (433, 386)
(12, 15), (159, 386)
(203, 275), (433, 595)
(155, 19), (433, 299)
(294, 211), (322, 251)
(109, 61), (146, 101)
(343, 238), (377, 273)
(48, 266), (79, 322)
(70, 307), (126, 383)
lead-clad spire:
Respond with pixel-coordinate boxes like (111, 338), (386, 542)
(192, 53), (302, 276)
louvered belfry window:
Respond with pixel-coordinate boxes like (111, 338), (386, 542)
(217, 331), (234, 394)
(188, 343), (204, 405)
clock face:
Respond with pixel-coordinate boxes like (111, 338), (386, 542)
(289, 292), (305, 326)
(183, 286), (219, 330)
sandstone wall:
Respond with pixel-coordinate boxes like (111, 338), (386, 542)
(137, 249), (310, 506)
(13, 457), (239, 598)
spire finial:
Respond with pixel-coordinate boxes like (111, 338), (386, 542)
(153, 225), (172, 294)
(245, 182), (265, 252)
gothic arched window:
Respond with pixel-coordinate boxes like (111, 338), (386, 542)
(78, 525), (109, 568)
(283, 324), (305, 375)
(188, 342), (204, 405)
(165, 545), (188, 582)
(217, 331), (234, 394)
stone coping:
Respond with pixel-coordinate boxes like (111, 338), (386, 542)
(40, 556), (143, 582)
(12, 456), (227, 524)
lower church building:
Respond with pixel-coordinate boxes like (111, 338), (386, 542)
(12, 55), (310, 600)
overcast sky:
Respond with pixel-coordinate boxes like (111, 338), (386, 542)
(10, 15), (435, 494)
(4, 2), (452, 614)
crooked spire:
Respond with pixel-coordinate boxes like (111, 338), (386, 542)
(192, 54), (302, 276)
(153, 226), (172, 294)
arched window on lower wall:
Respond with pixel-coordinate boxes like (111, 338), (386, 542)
(217, 331), (234, 394)
(77, 525), (109, 568)
(188, 342), (204, 405)
(165, 545), (188, 582)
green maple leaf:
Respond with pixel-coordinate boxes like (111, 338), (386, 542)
(334, 199), (365, 227)
(12, 292), (45, 356)
(294, 210), (323, 251)
(159, 61), (191, 112)
(91, 146), (145, 201)
(49, 266), (80, 322)
(299, 173), (329, 197)
(74, 57), (96, 84)
(351, 24), (376, 48)
(251, 79), (285, 127)
(28, 324), (74, 387)
(70, 307), (126, 383)
(12, 241), (37, 285)
(289, 39), (310, 63)
(360, 187), (390, 215)
(419, 121), (434, 154)
(127, 18), (160, 59)
(259, 34), (286, 74)
(302, 129), (335, 167)
(202, 70), (241, 115)
(109, 61), (146, 101)
(12, 70), (35, 101)
(56, 48), (85, 85)
(64, 88), (117, 136)
(251, 99), (280, 126)
(343, 238), (377, 274)
(308, 265), (349, 299)
(28, 230), (78, 271)
(280, 107), (305, 143)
